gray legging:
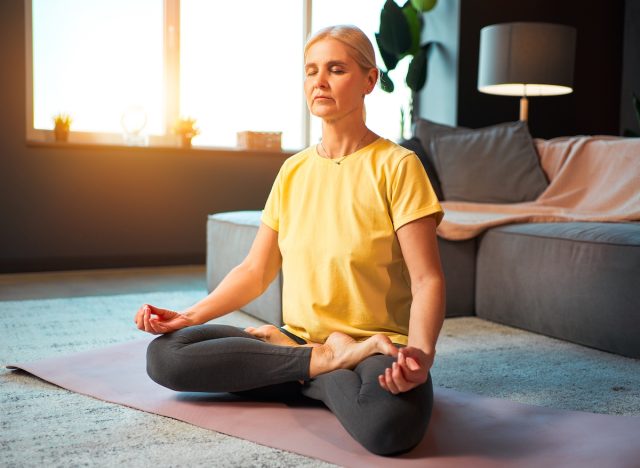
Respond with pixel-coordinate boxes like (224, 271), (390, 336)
(146, 324), (433, 456)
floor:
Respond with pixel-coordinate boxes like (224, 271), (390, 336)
(2, 264), (639, 467)
(0, 264), (208, 300)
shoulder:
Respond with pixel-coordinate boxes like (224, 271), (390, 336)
(282, 145), (315, 171)
(277, 146), (315, 177)
(368, 137), (420, 171)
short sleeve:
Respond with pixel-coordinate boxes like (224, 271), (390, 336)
(261, 167), (282, 231)
(389, 152), (444, 231)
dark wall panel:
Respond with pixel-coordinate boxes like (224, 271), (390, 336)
(620, 0), (640, 135)
(457, 0), (625, 138)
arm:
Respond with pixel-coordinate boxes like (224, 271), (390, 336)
(135, 222), (282, 334)
(378, 215), (446, 393)
(184, 223), (282, 324)
(403, 216), (445, 354)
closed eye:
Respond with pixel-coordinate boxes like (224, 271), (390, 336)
(305, 69), (345, 76)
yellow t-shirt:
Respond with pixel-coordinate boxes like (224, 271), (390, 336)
(261, 137), (444, 345)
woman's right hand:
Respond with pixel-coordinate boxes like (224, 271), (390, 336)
(134, 304), (194, 335)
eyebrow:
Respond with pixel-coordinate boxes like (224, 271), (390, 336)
(304, 60), (348, 70)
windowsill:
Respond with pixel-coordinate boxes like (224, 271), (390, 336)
(26, 139), (297, 157)
(25, 129), (298, 156)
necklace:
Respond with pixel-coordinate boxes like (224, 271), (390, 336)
(319, 128), (371, 165)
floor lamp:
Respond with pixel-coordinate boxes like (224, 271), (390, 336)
(477, 22), (577, 122)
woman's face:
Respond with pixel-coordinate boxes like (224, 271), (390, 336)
(304, 38), (376, 122)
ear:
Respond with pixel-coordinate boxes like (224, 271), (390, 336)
(364, 67), (379, 95)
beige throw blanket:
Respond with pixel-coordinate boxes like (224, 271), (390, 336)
(436, 136), (640, 241)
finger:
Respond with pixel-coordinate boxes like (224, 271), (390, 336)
(151, 305), (171, 318)
(151, 318), (169, 334)
(143, 309), (151, 332)
(135, 305), (148, 328)
(148, 315), (163, 334)
(385, 367), (400, 394)
(406, 356), (421, 371)
(143, 309), (157, 334)
(397, 347), (425, 373)
(397, 350), (405, 368)
(392, 361), (410, 391)
(135, 309), (142, 329)
(397, 355), (418, 376)
(378, 374), (390, 392)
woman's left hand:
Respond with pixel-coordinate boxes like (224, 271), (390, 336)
(378, 346), (433, 394)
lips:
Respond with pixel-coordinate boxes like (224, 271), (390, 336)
(314, 96), (332, 101)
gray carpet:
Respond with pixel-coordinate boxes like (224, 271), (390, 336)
(2, 289), (639, 467)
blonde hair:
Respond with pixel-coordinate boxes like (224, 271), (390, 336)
(305, 24), (377, 73)
(304, 25), (378, 121)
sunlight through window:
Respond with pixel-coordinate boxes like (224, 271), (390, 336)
(30, 1), (413, 150)
(180, 0), (304, 150)
(32, 0), (164, 135)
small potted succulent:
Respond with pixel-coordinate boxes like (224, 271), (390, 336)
(53, 113), (72, 142)
(173, 116), (200, 148)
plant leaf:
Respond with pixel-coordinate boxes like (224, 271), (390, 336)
(406, 42), (432, 92)
(402, 1), (422, 57)
(380, 70), (395, 93)
(375, 33), (399, 71)
(379, 0), (412, 56)
(410, 0), (438, 12)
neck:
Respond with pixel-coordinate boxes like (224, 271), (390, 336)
(320, 119), (371, 159)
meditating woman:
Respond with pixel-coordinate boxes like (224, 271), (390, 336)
(134, 24), (445, 456)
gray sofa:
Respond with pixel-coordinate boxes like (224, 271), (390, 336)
(207, 121), (640, 358)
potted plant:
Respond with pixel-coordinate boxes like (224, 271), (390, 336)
(53, 113), (72, 142)
(173, 116), (200, 148)
(375, 0), (438, 135)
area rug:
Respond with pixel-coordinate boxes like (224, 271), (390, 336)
(7, 337), (640, 468)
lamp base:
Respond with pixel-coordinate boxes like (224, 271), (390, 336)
(519, 96), (529, 121)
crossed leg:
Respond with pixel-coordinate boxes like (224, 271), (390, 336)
(146, 324), (432, 455)
(146, 324), (396, 391)
(301, 352), (434, 456)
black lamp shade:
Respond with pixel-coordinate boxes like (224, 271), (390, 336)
(478, 22), (577, 97)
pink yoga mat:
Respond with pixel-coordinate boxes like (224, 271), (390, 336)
(7, 337), (640, 468)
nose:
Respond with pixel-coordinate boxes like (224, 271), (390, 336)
(311, 69), (329, 89)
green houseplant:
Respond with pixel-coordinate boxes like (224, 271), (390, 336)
(375, 0), (437, 134)
(53, 113), (72, 142)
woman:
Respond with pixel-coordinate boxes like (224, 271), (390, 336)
(134, 24), (445, 456)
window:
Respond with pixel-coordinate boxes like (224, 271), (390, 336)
(27, 0), (413, 150)
(30, 0), (164, 139)
(179, 0), (305, 150)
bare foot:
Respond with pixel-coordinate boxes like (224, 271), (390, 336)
(244, 325), (300, 347)
(309, 332), (398, 378)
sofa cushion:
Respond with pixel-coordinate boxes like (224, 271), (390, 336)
(207, 211), (283, 325)
(475, 222), (640, 358)
(399, 137), (444, 200)
(429, 121), (549, 203)
(413, 118), (470, 172)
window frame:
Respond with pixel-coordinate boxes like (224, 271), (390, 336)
(24, 0), (313, 150)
